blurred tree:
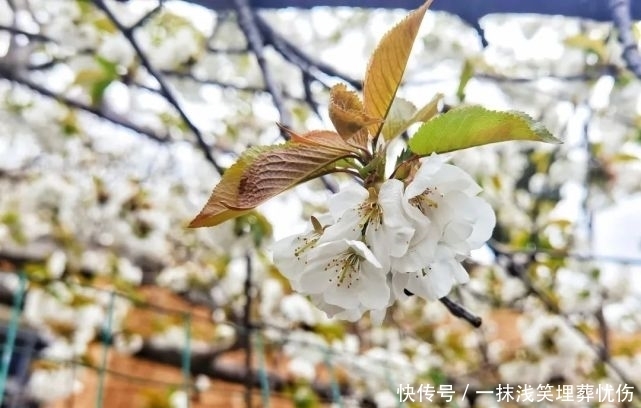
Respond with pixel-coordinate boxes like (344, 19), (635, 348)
(1, 0), (641, 407)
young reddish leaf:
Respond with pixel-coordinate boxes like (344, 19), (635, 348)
(189, 141), (356, 228)
(279, 126), (362, 154)
(363, 0), (432, 138)
(408, 105), (560, 156)
(328, 84), (380, 140)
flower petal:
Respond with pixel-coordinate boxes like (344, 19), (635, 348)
(324, 285), (361, 309)
(346, 239), (382, 268)
(328, 183), (369, 220)
(357, 266), (390, 309)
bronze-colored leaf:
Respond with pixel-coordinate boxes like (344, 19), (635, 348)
(363, 0), (432, 138)
(328, 84), (380, 142)
(189, 142), (356, 228)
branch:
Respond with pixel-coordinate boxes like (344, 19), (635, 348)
(0, 66), (170, 144)
(255, 15), (361, 89)
(233, 0), (292, 131)
(92, 0), (224, 174)
(243, 253), (253, 407)
(490, 242), (641, 397)
(609, 0), (641, 78)
(439, 296), (483, 328)
(0, 24), (56, 43)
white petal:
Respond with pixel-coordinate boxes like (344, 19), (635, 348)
(334, 307), (365, 322)
(369, 308), (387, 325)
(357, 266), (390, 309)
(379, 180), (408, 227)
(405, 266), (454, 300)
(298, 268), (331, 294)
(448, 259), (470, 284)
(427, 265), (456, 299)
(391, 272), (411, 299)
(392, 226), (440, 272)
(310, 295), (346, 318)
(466, 198), (496, 249)
(367, 223), (414, 262)
(272, 233), (314, 283)
(298, 241), (348, 293)
(433, 164), (482, 195)
(345, 239), (382, 268)
(328, 184), (369, 220)
(318, 209), (362, 244)
(324, 286), (360, 309)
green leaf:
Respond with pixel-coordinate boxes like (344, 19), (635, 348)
(381, 94), (442, 141)
(74, 56), (119, 106)
(380, 98), (416, 140)
(564, 33), (608, 61)
(363, 0), (432, 138)
(408, 106), (560, 155)
(456, 58), (475, 102)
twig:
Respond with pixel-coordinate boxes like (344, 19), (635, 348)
(233, 0), (292, 133)
(243, 252), (254, 408)
(439, 296), (483, 328)
(490, 243), (641, 397)
(255, 14), (361, 89)
(0, 24), (56, 43)
(130, 2), (163, 30)
(161, 70), (307, 103)
(0, 65), (170, 144)
(93, 0), (224, 174)
(609, 0), (641, 78)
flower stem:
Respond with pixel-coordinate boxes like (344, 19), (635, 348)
(439, 296), (482, 328)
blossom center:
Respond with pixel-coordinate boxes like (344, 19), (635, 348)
(409, 186), (442, 213)
(326, 250), (361, 289)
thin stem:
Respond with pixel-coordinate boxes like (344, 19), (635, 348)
(93, 0), (224, 174)
(439, 296), (483, 328)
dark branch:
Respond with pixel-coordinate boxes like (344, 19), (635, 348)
(233, 0), (292, 131)
(255, 15), (361, 89)
(439, 296), (483, 328)
(489, 242), (641, 396)
(609, 0), (641, 78)
(93, 0), (224, 174)
(243, 252), (253, 407)
(0, 24), (56, 43)
(0, 66), (170, 144)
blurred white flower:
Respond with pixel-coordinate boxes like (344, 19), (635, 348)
(98, 34), (135, 67)
(287, 357), (316, 382)
(114, 332), (144, 355)
(195, 374), (211, 392)
(169, 390), (189, 408)
(280, 294), (319, 326)
(28, 367), (82, 402)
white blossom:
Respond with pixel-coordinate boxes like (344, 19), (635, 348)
(273, 153), (496, 318)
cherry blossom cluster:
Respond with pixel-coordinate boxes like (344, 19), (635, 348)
(273, 154), (496, 322)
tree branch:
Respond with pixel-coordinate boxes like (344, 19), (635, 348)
(92, 0), (224, 174)
(0, 24), (56, 43)
(0, 65), (170, 144)
(609, 0), (641, 78)
(233, 0), (292, 132)
(255, 15), (361, 89)
(439, 296), (483, 328)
